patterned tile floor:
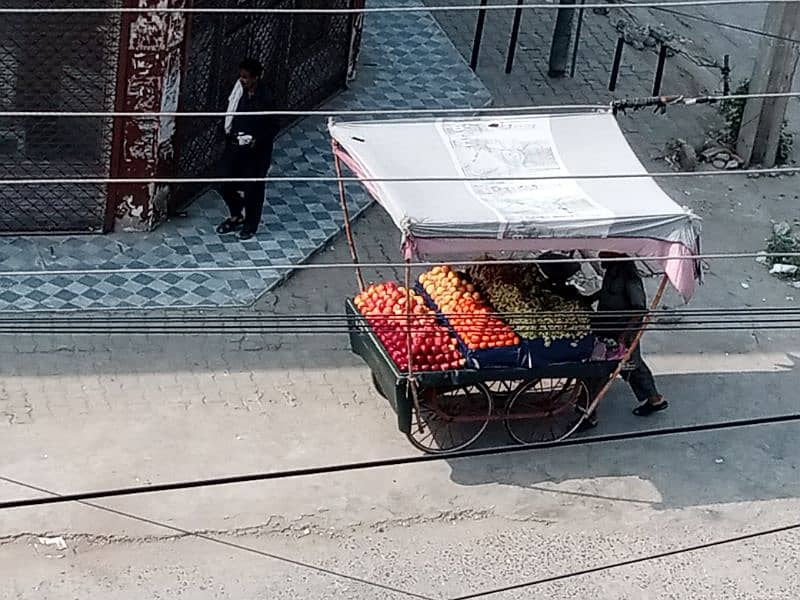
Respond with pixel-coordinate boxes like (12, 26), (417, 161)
(0, 1), (491, 312)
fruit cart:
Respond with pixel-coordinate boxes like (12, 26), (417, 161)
(329, 110), (702, 453)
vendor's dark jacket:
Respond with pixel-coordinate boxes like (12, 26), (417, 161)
(592, 265), (647, 342)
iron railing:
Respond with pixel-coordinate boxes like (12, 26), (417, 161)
(0, 0), (122, 233)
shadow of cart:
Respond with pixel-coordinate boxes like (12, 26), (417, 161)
(443, 367), (800, 511)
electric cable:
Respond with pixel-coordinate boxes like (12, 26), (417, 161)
(652, 6), (800, 44)
(4, 305), (800, 320)
(0, 0), (797, 14)
(3, 310), (800, 335)
(1, 164), (799, 186)
(0, 251), (794, 278)
(0, 91), (797, 118)
(2, 412), (800, 511)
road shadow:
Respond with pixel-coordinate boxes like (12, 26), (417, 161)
(446, 369), (800, 510)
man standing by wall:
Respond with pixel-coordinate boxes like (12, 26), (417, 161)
(216, 58), (279, 240)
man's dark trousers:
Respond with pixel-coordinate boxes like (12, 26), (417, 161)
(221, 138), (274, 234)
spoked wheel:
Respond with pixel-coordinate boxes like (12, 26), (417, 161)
(406, 383), (493, 454)
(504, 378), (591, 445)
(484, 380), (523, 404)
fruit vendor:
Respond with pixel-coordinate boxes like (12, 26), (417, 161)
(216, 58), (280, 241)
(588, 252), (668, 420)
(536, 251), (595, 308)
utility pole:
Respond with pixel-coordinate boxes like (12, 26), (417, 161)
(736, 3), (800, 166)
(548, 0), (577, 77)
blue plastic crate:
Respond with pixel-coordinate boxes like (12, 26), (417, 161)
(525, 334), (596, 368)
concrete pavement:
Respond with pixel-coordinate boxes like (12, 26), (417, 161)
(4, 503), (800, 599)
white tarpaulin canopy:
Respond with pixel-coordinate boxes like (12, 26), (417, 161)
(329, 111), (702, 298)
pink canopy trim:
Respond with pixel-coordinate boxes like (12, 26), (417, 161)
(403, 237), (698, 301)
(333, 143), (384, 201)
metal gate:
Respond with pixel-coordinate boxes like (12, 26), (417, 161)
(0, 0), (122, 234)
(172, 0), (353, 211)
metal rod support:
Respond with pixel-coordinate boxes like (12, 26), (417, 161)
(548, 0), (578, 77)
(609, 37), (624, 91)
(470, 0), (489, 70)
(722, 54), (731, 95)
(569, 0), (586, 77)
(332, 142), (365, 292)
(652, 43), (668, 95)
(505, 0), (526, 74)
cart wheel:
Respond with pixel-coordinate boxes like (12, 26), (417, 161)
(484, 380), (523, 404)
(504, 378), (590, 445)
(406, 383), (493, 454)
(371, 372), (387, 399)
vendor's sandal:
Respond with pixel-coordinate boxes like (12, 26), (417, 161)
(216, 217), (243, 234)
(633, 399), (669, 416)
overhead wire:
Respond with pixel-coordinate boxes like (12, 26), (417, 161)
(4, 306), (800, 335)
(0, 104), (606, 118)
(0, 164), (798, 185)
(1, 324), (799, 336)
(0, 91), (798, 118)
(0, 251), (796, 278)
(6, 306), (800, 322)
(0, 0), (798, 15)
(5, 306), (800, 336)
(651, 6), (800, 44)
(2, 412), (800, 511)
(0, 476), (435, 600)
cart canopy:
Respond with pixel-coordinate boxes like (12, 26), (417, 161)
(329, 111), (702, 299)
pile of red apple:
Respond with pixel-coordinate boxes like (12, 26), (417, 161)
(355, 281), (466, 371)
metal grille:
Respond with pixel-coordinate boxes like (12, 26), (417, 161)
(0, 0), (122, 233)
(172, 0), (352, 211)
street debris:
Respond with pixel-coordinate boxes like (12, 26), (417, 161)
(761, 221), (800, 284)
(614, 19), (687, 53)
(698, 146), (744, 170)
(34, 536), (68, 559)
(770, 264), (798, 275)
(774, 221), (792, 237)
(37, 536), (67, 550)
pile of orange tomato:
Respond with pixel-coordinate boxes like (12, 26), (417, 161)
(418, 266), (520, 351)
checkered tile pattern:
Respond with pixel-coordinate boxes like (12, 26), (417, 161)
(0, 1), (491, 311)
